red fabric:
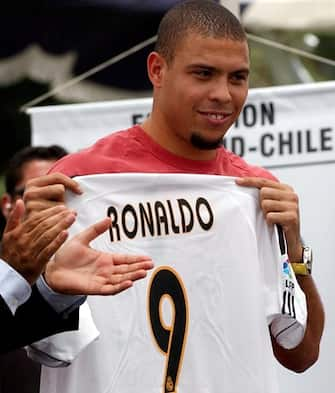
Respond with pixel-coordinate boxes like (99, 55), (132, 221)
(50, 125), (277, 181)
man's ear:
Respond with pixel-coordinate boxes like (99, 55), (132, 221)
(147, 51), (167, 88)
(0, 193), (12, 219)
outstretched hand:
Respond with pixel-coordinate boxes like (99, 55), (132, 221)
(45, 217), (154, 296)
(236, 177), (303, 261)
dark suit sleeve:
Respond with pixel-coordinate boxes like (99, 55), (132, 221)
(0, 285), (79, 354)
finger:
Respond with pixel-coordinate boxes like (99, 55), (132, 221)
(4, 199), (25, 232)
(24, 184), (69, 205)
(100, 269), (149, 295)
(30, 210), (77, 254)
(112, 253), (154, 267)
(110, 263), (152, 281)
(265, 211), (298, 227)
(100, 281), (133, 296)
(36, 230), (70, 265)
(260, 187), (298, 203)
(21, 205), (71, 234)
(25, 200), (66, 215)
(25, 173), (82, 195)
(236, 177), (283, 190)
(75, 217), (111, 244)
(261, 200), (297, 214)
(108, 258), (154, 275)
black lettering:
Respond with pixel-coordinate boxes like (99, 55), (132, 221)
(260, 134), (275, 157)
(167, 200), (180, 234)
(139, 202), (155, 237)
(235, 102), (275, 128)
(320, 127), (333, 151)
(177, 199), (194, 233)
(122, 204), (138, 239)
(132, 114), (144, 125)
(107, 206), (121, 242)
(285, 280), (295, 290)
(196, 198), (214, 231)
(306, 130), (318, 152)
(231, 137), (245, 157)
(297, 130), (302, 153)
(243, 104), (257, 127)
(261, 102), (275, 125)
(279, 132), (293, 155)
(154, 201), (169, 236)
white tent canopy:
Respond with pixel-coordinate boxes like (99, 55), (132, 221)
(242, 0), (335, 32)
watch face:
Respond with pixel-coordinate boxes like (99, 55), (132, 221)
(303, 246), (313, 274)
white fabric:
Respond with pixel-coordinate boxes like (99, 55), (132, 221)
(242, 0), (335, 32)
(33, 174), (307, 393)
(0, 258), (31, 314)
(27, 302), (99, 367)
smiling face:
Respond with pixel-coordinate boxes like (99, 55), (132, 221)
(145, 31), (250, 160)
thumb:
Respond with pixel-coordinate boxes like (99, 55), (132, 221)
(4, 199), (25, 232)
(75, 217), (111, 245)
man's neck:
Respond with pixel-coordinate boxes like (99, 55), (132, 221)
(141, 118), (217, 161)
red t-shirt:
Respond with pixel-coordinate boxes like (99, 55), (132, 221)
(50, 125), (276, 180)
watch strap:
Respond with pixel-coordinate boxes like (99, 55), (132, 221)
(290, 246), (312, 276)
(291, 262), (309, 276)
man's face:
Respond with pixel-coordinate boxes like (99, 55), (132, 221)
(1, 159), (56, 219)
(151, 32), (250, 159)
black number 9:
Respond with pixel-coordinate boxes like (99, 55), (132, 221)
(148, 267), (189, 393)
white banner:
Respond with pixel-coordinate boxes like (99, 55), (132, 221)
(28, 81), (335, 169)
(28, 81), (335, 393)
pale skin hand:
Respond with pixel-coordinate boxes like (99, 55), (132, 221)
(45, 217), (154, 296)
(236, 176), (325, 372)
(235, 177), (302, 261)
(0, 199), (76, 285)
(23, 172), (82, 216)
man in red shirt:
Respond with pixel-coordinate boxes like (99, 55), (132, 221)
(24, 0), (324, 380)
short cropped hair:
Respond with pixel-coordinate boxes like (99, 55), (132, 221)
(5, 145), (68, 197)
(155, 0), (247, 64)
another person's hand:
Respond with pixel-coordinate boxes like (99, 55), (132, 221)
(236, 177), (302, 262)
(45, 217), (154, 296)
(23, 172), (82, 216)
(1, 199), (76, 284)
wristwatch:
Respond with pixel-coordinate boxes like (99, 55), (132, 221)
(291, 246), (313, 276)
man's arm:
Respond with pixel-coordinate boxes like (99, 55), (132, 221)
(0, 285), (79, 354)
(236, 177), (325, 372)
(271, 274), (324, 372)
(0, 197), (154, 353)
(0, 199), (79, 353)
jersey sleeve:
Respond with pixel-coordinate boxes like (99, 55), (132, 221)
(27, 302), (99, 367)
(258, 221), (307, 349)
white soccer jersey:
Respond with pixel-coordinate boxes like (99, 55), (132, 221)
(31, 174), (307, 393)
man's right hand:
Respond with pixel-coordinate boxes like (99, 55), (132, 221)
(45, 217), (154, 296)
(1, 199), (76, 285)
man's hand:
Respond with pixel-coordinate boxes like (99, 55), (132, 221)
(236, 177), (302, 261)
(1, 199), (76, 285)
(45, 217), (154, 296)
(24, 172), (82, 215)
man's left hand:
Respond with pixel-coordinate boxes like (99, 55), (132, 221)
(236, 177), (302, 262)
